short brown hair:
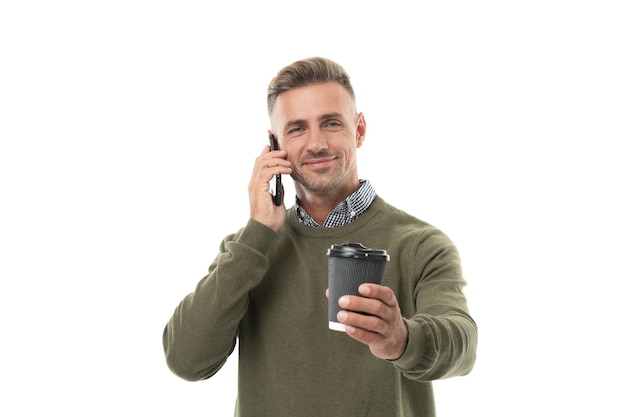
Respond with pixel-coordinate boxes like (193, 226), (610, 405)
(267, 57), (355, 115)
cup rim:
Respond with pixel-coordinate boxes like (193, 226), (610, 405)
(326, 242), (389, 261)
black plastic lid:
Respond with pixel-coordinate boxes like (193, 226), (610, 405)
(326, 242), (389, 261)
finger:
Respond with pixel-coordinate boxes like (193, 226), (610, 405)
(260, 144), (290, 163)
(264, 155), (291, 172)
(253, 155), (291, 184)
(338, 295), (389, 321)
(337, 309), (387, 335)
(344, 324), (381, 346)
(359, 284), (397, 307)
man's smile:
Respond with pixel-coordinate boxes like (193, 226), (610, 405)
(301, 156), (337, 170)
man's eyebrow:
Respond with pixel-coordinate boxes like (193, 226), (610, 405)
(285, 113), (344, 129)
(318, 112), (342, 121)
(286, 119), (306, 127)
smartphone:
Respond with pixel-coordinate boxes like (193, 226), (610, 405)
(268, 133), (282, 206)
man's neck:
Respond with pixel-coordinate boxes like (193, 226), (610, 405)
(295, 181), (361, 226)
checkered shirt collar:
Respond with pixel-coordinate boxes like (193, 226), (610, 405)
(294, 180), (376, 228)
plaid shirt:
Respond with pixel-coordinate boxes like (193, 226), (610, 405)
(294, 180), (376, 228)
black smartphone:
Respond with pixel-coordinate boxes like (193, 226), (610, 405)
(268, 133), (282, 206)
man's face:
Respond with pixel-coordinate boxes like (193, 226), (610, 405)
(270, 82), (366, 195)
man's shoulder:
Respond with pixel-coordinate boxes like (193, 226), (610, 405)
(372, 197), (453, 243)
(372, 197), (430, 228)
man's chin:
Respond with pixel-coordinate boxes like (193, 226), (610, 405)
(300, 179), (344, 195)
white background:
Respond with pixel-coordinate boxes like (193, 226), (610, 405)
(1, 1), (624, 416)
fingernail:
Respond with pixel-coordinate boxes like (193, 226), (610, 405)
(338, 296), (349, 307)
(337, 311), (347, 321)
(360, 285), (370, 296)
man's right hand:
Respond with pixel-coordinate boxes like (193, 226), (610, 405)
(248, 145), (292, 232)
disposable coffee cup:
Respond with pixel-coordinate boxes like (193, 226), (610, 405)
(327, 242), (390, 332)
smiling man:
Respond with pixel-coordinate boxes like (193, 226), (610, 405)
(163, 57), (477, 417)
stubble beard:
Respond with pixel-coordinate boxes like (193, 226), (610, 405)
(293, 160), (347, 195)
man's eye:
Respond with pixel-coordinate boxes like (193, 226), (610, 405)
(325, 121), (342, 129)
(287, 127), (305, 134)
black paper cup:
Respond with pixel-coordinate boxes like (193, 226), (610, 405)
(327, 243), (390, 332)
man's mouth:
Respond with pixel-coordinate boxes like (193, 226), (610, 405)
(302, 157), (336, 170)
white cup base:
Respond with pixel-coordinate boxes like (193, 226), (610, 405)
(329, 321), (346, 332)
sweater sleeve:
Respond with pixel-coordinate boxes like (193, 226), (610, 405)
(391, 227), (477, 381)
(163, 219), (277, 381)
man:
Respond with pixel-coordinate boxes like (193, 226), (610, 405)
(163, 57), (477, 416)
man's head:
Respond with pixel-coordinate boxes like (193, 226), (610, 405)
(267, 58), (366, 200)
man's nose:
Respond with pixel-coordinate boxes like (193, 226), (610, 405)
(306, 129), (328, 153)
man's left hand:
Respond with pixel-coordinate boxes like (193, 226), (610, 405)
(336, 284), (408, 361)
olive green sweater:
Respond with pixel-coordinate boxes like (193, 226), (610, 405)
(163, 196), (477, 417)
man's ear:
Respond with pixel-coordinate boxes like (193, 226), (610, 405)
(356, 112), (367, 148)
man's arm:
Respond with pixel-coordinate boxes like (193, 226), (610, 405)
(162, 219), (276, 381)
(163, 144), (293, 381)
(336, 228), (477, 381)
